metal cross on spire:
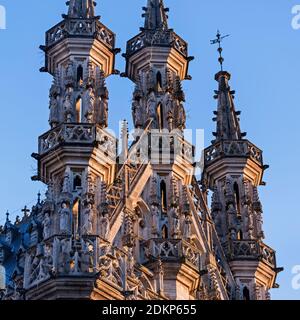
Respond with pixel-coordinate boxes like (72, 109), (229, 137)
(210, 30), (230, 71)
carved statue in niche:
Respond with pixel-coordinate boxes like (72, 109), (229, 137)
(49, 94), (59, 128)
(84, 87), (95, 123)
(99, 94), (108, 128)
(183, 214), (192, 240)
(62, 169), (71, 194)
(59, 238), (72, 274)
(167, 110), (174, 132)
(100, 211), (110, 240)
(255, 211), (264, 239)
(162, 91), (173, 115)
(150, 204), (160, 237)
(59, 202), (70, 234)
(80, 240), (92, 273)
(242, 205), (250, 239)
(132, 99), (143, 128)
(42, 213), (51, 239)
(147, 91), (157, 120)
(63, 88), (74, 123)
(65, 61), (74, 87)
(227, 204), (238, 235)
(82, 203), (93, 235)
(176, 102), (186, 130)
(147, 68), (155, 92)
(170, 206), (180, 238)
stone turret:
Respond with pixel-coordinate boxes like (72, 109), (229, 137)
(202, 67), (281, 300)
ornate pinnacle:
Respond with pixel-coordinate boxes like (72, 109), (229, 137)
(143, 0), (169, 30)
(66, 0), (96, 19)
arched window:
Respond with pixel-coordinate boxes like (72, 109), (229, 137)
(77, 65), (83, 86)
(156, 71), (162, 91)
(157, 103), (164, 130)
(243, 286), (250, 300)
(162, 225), (168, 239)
(233, 182), (241, 216)
(160, 180), (167, 214)
(237, 230), (243, 240)
(73, 199), (81, 236)
(76, 97), (82, 123)
(73, 175), (82, 190)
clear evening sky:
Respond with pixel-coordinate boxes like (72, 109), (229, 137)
(0, 0), (299, 300)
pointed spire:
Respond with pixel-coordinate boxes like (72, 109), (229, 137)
(5, 211), (10, 223)
(67, 0), (96, 19)
(213, 71), (246, 142)
(143, 0), (169, 30)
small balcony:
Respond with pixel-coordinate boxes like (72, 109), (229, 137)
(204, 140), (263, 166)
(229, 240), (276, 269)
(142, 238), (201, 270)
(38, 123), (116, 158)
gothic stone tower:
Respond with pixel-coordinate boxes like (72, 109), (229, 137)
(0, 0), (280, 301)
(202, 70), (280, 300)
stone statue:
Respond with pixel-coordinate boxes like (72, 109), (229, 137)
(84, 87), (95, 123)
(63, 89), (74, 123)
(242, 206), (250, 239)
(147, 91), (157, 120)
(81, 240), (92, 273)
(170, 206), (180, 238)
(62, 169), (71, 194)
(60, 238), (72, 273)
(151, 205), (160, 236)
(162, 91), (173, 115)
(255, 211), (264, 239)
(99, 95), (108, 127)
(132, 99), (143, 128)
(49, 95), (59, 128)
(177, 102), (186, 129)
(59, 203), (70, 234)
(82, 203), (93, 235)
(227, 204), (237, 231)
(100, 212), (110, 240)
(183, 214), (192, 240)
(42, 213), (51, 239)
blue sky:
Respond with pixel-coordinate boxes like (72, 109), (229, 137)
(0, 0), (299, 300)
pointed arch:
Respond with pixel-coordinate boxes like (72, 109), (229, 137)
(156, 71), (162, 91)
(77, 65), (83, 85)
(243, 286), (250, 300)
(162, 224), (168, 239)
(233, 182), (241, 216)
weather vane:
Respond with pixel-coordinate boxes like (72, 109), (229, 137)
(210, 30), (230, 71)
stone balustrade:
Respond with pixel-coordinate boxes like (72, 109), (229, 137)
(143, 238), (201, 270)
(229, 240), (276, 268)
(204, 140), (263, 166)
(38, 123), (116, 158)
(46, 18), (115, 49)
(126, 30), (188, 57)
